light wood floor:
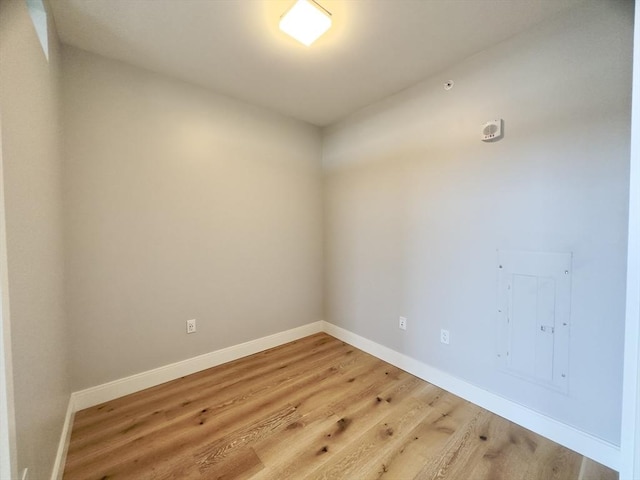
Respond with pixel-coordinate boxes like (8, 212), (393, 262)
(63, 333), (617, 480)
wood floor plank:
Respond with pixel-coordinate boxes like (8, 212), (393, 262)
(70, 334), (334, 431)
(192, 351), (389, 478)
(460, 415), (543, 480)
(306, 394), (435, 479)
(195, 404), (300, 472)
(65, 341), (376, 478)
(65, 337), (355, 473)
(304, 383), (470, 480)
(66, 364), (343, 476)
(411, 407), (492, 479)
(580, 458), (620, 480)
(251, 374), (429, 480)
(69, 334), (341, 443)
(63, 333), (618, 480)
(357, 394), (483, 479)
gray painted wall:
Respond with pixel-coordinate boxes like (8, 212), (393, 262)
(61, 47), (324, 390)
(0, 0), (70, 478)
(0, 1), (633, 475)
(323, 0), (632, 445)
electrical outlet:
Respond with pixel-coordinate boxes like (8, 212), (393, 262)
(186, 319), (196, 334)
(399, 316), (407, 330)
(440, 329), (450, 345)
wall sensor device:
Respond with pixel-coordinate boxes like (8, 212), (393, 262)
(481, 119), (503, 142)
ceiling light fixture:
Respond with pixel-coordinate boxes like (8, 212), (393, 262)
(279, 0), (332, 47)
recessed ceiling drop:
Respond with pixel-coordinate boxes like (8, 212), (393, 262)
(279, 0), (332, 47)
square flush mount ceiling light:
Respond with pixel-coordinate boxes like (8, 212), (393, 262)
(279, 0), (332, 47)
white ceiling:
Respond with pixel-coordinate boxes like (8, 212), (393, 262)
(50, 0), (585, 126)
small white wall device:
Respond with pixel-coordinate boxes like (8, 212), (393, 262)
(481, 119), (503, 142)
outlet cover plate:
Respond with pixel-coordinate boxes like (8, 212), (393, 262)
(399, 317), (407, 330)
(440, 329), (450, 345)
(186, 319), (196, 334)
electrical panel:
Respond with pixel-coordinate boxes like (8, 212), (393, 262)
(497, 250), (572, 393)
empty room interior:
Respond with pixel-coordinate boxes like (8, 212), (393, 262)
(1, 0), (640, 479)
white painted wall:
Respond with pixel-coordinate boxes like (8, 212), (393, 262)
(323, 0), (632, 445)
(61, 47), (324, 390)
(0, 0), (70, 478)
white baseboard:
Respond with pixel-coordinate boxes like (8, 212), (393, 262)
(322, 321), (620, 472)
(72, 321), (324, 411)
(51, 321), (324, 478)
(50, 396), (75, 480)
(52, 319), (620, 477)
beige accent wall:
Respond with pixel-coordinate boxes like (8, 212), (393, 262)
(61, 47), (323, 390)
(0, 0), (70, 478)
(323, 0), (632, 445)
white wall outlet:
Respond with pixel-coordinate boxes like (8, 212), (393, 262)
(440, 329), (450, 345)
(186, 319), (196, 334)
(399, 316), (407, 330)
